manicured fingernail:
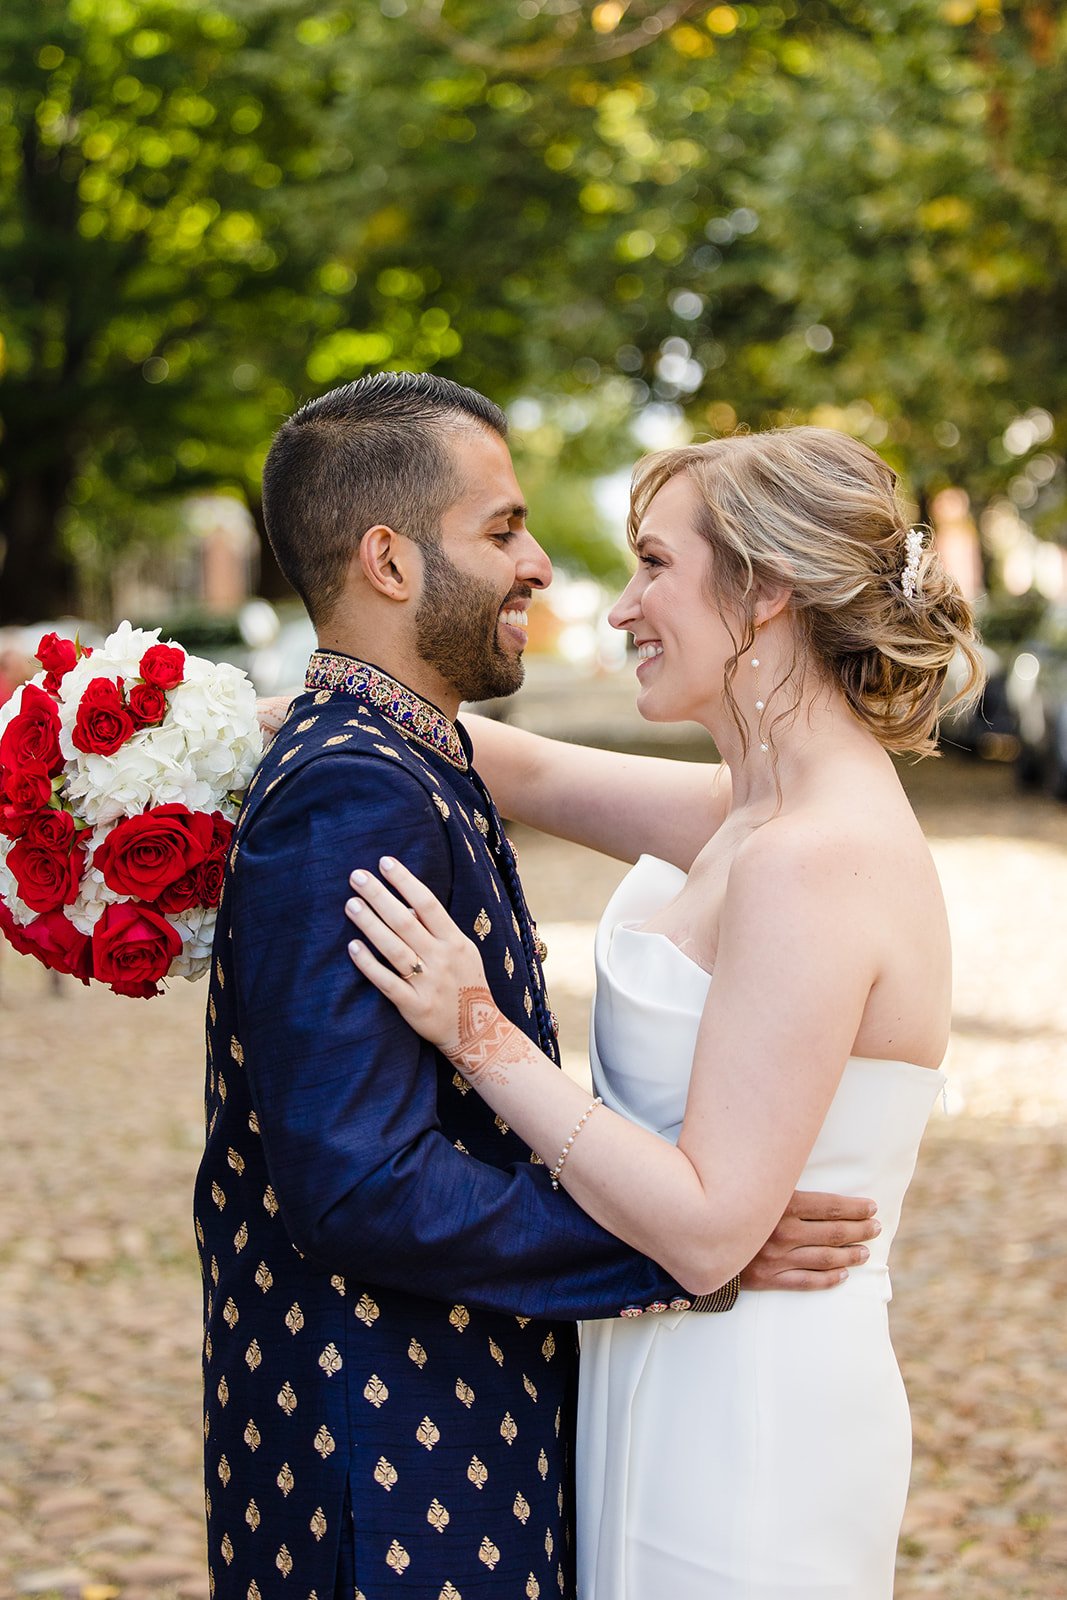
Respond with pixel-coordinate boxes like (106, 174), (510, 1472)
(871, 1220), (881, 1235)
(349, 939), (362, 955)
(859, 1246), (869, 1261)
(351, 870), (367, 886)
(380, 855), (396, 871)
(347, 898), (364, 914)
(839, 1271), (849, 1282)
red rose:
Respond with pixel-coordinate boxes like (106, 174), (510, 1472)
(7, 815), (86, 913)
(0, 764), (54, 838)
(1, 903), (93, 983)
(154, 870), (202, 914)
(0, 684), (64, 774)
(128, 682), (168, 729)
(93, 803), (214, 899)
(139, 643), (185, 690)
(186, 811), (233, 907)
(24, 807), (79, 851)
(206, 811), (234, 858)
(0, 898), (37, 958)
(195, 856), (226, 908)
(154, 809), (231, 910)
(71, 676), (135, 757)
(36, 632), (78, 693)
(92, 900), (181, 997)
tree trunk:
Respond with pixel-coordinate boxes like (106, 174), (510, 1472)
(0, 467), (79, 624)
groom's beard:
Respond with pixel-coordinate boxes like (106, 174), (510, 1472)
(415, 541), (527, 704)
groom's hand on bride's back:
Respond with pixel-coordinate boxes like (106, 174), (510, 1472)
(741, 1191), (881, 1291)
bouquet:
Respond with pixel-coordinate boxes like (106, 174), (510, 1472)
(0, 621), (262, 996)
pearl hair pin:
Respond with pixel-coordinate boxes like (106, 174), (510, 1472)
(901, 527), (925, 600)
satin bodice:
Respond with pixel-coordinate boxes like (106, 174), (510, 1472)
(579, 852), (940, 1596)
(591, 854), (945, 1298)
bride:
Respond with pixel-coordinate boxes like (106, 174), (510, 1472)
(342, 426), (983, 1597)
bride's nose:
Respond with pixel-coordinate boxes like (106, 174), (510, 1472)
(608, 572), (642, 632)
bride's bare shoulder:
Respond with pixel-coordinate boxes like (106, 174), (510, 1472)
(729, 795), (912, 904)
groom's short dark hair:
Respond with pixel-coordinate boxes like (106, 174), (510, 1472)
(262, 372), (508, 625)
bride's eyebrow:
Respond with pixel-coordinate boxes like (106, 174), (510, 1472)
(635, 532), (669, 555)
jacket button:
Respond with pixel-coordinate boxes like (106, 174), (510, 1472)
(619, 1306), (644, 1319)
(669, 1298), (692, 1312)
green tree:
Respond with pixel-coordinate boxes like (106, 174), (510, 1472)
(267, 0), (1066, 524)
(2, 0), (1063, 622)
(0, 0), (338, 621)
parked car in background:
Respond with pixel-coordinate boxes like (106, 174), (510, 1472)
(938, 641), (1019, 762)
(1006, 609), (1067, 800)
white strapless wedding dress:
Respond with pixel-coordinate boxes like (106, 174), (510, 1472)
(577, 856), (944, 1599)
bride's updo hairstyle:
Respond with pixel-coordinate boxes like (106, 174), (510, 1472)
(627, 426), (985, 758)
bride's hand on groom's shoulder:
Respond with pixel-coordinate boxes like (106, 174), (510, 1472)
(255, 694), (297, 745)
(741, 1190), (881, 1292)
(345, 857), (490, 1058)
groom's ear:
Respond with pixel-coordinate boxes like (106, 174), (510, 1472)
(357, 525), (418, 602)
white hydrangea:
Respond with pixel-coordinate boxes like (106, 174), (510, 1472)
(169, 659), (262, 798)
(66, 829), (124, 935)
(169, 905), (218, 978)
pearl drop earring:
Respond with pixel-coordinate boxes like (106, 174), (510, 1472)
(751, 654), (769, 753)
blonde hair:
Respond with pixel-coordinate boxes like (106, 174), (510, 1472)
(628, 427), (985, 759)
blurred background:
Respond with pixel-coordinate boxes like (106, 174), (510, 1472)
(1, 3), (1066, 1598)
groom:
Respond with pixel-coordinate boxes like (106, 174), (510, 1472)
(195, 372), (878, 1600)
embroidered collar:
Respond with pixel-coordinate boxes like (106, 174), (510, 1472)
(304, 652), (468, 771)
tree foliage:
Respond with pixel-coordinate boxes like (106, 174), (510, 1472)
(0, 0), (1063, 621)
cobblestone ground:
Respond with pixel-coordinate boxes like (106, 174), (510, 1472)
(1, 755), (1064, 1600)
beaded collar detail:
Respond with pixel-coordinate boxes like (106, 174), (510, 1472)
(304, 652), (468, 771)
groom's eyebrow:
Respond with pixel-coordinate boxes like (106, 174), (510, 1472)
(483, 502), (529, 526)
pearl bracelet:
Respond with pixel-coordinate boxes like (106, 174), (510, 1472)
(549, 1097), (603, 1191)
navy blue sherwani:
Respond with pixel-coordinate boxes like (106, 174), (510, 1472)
(195, 654), (736, 1600)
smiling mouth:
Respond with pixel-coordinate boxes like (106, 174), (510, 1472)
(636, 641), (663, 662)
(499, 607), (529, 638)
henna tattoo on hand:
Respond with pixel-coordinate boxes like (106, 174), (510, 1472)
(445, 985), (525, 1086)
(256, 696), (294, 746)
